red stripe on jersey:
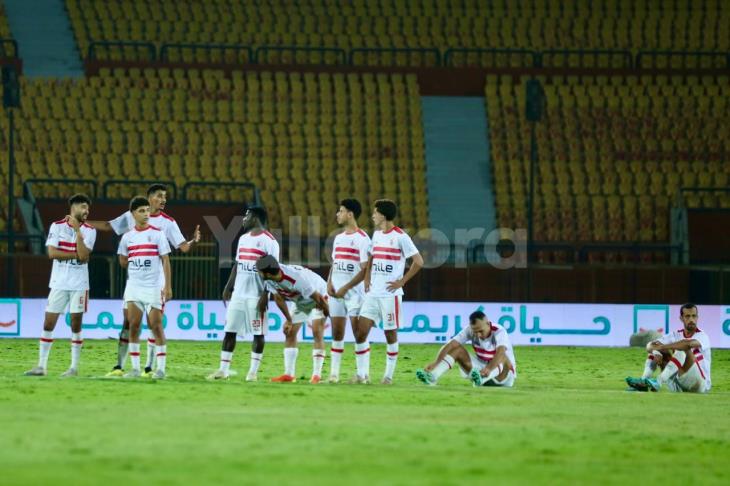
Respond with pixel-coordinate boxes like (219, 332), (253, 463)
(373, 254), (401, 261)
(357, 229), (367, 237)
(394, 296), (400, 328)
(57, 248), (76, 253)
(53, 219), (67, 225)
(355, 348), (370, 355)
(373, 246), (402, 254)
(696, 361), (706, 379)
(277, 289), (300, 298)
(335, 254), (360, 261)
(262, 230), (276, 240)
(238, 255), (258, 261)
(128, 244), (158, 250)
(384, 227), (403, 234)
(239, 247), (266, 256)
(129, 252), (160, 257)
(280, 273), (296, 284)
(58, 241), (77, 248)
(151, 211), (175, 221)
(670, 357), (682, 369)
(335, 247), (359, 254)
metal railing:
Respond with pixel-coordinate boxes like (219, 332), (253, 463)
(444, 48), (538, 68)
(101, 179), (178, 200)
(636, 50), (730, 69)
(181, 181), (261, 207)
(87, 41), (157, 62)
(255, 46), (347, 65)
(540, 49), (633, 69)
(160, 43), (254, 64)
(350, 47), (441, 67)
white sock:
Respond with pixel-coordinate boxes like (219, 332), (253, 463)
(145, 337), (156, 370)
(129, 342), (141, 371)
(384, 342), (399, 380)
(431, 355), (455, 380)
(284, 347), (299, 376)
(220, 351), (233, 373)
(330, 340), (344, 377)
(355, 341), (370, 378)
(38, 330), (53, 369)
(659, 351), (683, 385)
(155, 345), (167, 373)
(70, 332), (83, 370)
(642, 354), (658, 379)
(312, 349), (325, 377)
(117, 329), (129, 368)
(248, 352), (263, 375)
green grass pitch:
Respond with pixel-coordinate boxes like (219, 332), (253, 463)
(1, 340), (728, 485)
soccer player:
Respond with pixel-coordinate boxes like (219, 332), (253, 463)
(117, 196), (172, 379)
(256, 255), (330, 383)
(25, 194), (96, 377)
(353, 199), (423, 384)
(626, 303), (711, 393)
(207, 207), (280, 381)
(85, 183), (200, 377)
(415, 310), (517, 387)
(326, 199), (370, 383)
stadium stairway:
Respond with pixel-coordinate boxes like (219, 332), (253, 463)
(422, 96), (496, 240)
(5, 0), (83, 77)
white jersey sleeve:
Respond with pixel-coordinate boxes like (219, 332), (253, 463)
(118, 233), (129, 257)
(399, 231), (419, 259)
(166, 220), (186, 249)
(109, 211), (134, 236)
(45, 222), (61, 248)
(82, 225), (97, 251)
(452, 326), (472, 345)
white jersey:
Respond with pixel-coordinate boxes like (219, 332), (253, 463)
(367, 226), (419, 297)
(232, 230), (280, 300)
(331, 229), (370, 299)
(110, 210), (185, 287)
(659, 327), (711, 390)
(265, 264), (327, 310)
(46, 219), (97, 291)
(453, 322), (517, 374)
(118, 225), (172, 288)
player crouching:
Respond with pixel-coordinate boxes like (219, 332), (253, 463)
(415, 311), (517, 388)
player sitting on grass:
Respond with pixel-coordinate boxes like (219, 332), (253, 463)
(25, 194), (96, 377)
(626, 303), (711, 393)
(416, 310), (517, 387)
(116, 197), (172, 379)
(256, 255), (330, 384)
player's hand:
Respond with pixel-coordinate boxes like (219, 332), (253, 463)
(480, 367), (493, 377)
(364, 280), (370, 293)
(334, 287), (347, 299)
(164, 287), (173, 301)
(222, 287), (232, 302)
(192, 225), (201, 243)
(424, 363), (436, 372)
(283, 320), (294, 336)
(386, 279), (404, 292)
(327, 282), (336, 297)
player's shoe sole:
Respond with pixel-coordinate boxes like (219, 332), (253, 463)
(415, 369), (436, 386)
(270, 374), (297, 383)
(105, 368), (124, 378)
(24, 367), (47, 376)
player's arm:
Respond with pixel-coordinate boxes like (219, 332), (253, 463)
(326, 266), (336, 297)
(84, 220), (114, 232)
(424, 339), (463, 371)
(480, 345), (508, 377)
(311, 291), (330, 318)
(256, 290), (270, 320)
(222, 264), (237, 301)
(48, 246), (79, 261)
(118, 255), (128, 268)
(161, 254), (172, 300)
(272, 293), (292, 321)
(386, 252), (424, 292)
(648, 339), (701, 353)
(176, 225), (201, 253)
(363, 255), (373, 293)
(334, 263), (367, 299)
(70, 219), (91, 263)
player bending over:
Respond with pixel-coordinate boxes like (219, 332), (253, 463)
(416, 310), (517, 388)
(117, 197), (172, 379)
(208, 207), (279, 381)
(626, 303), (711, 393)
(256, 255), (330, 384)
(25, 194), (96, 377)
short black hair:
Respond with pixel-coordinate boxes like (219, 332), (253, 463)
(68, 193), (91, 207)
(247, 206), (268, 226)
(129, 196), (150, 213)
(256, 255), (280, 275)
(340, 198), (362, 219)
(146, 183), (167, 197)
(374, 199), (397, 221)
(680, 303), (697, 316)
(469, 310), (486, 324)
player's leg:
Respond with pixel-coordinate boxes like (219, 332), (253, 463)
(416, 342), (471, 385)
(381, 296), (402, 385)
(147, 308), (167, 379)
(61, 312), (84, 377)
(674, 350), (706, 393)
(272, 318), (302, 382)
(124, 302), (144, 377)
(471, 353), (513, 386)
(208, 304), (244, 380)
(26, 289), (69, 376)
(107, 306), (130, 376)
(246, 300), (266, 381)
(352, 295), (379, 383)
(310, 317), (326, 383)
(328, 300), (347, 382)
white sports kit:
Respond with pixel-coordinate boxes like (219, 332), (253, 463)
(118, 226), (172, 313)
(452, 322), (517, 387)
(265, 264), (328, 324)
(329, 229), (370, 318)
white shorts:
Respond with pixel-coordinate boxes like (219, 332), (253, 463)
(46, 289), (89, 314)
(673, 363), (709, 393)
(123, 285), (164, 314)
(225, 299), (266, 336)
(289, 301), (326, 324)
(329, 295), (363, 318)
(122, 286), (165, 313)
(359, 295), (402, 331)
(459, 354), (516, 387)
